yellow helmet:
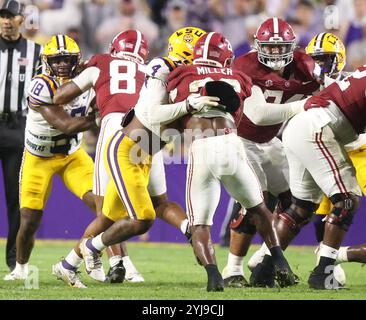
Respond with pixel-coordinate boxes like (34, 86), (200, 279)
(168, 26), (206, 65)
(42, 34), (81, 79)
(306, 32), (346, 78)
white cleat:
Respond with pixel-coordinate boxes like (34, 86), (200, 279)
(52, 262), (87, 289)
(3, 270), (27, 281)
(247, 246), (267, 272)
(80, 238), (106, 282)
(125, 270), (145, 283)
(333, 264), (346, 286)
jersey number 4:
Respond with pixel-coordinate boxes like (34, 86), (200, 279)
(109, 60), (142, 95)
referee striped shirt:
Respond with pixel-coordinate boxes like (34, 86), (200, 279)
(0, 35), (42, 114)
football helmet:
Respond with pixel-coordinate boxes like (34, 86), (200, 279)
(110, 29), (149, 64)
(254, 17), (296, 70)
(42, 35), (81, 79)
(168, 26), (206, 64)
(306, 32), (346, 78)
(41, 34), (81, 79)
(193, 32), (234, 68)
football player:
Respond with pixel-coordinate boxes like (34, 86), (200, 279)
(242, 55), (366, 289)
(51, 29), (149, 285)
(67, 27), (216, 284)
(306, 32), (366, 285)
(4, 35), (96, 284)
(166, 32), (297, 292)
(221, 18), (320, 287)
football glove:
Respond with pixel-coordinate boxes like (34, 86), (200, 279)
(185, 94), (220, 113)
(304, 96), (330, 111)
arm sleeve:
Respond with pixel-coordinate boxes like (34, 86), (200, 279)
(243, 85), (306, 125)
(72, 67), (100, 92)
(135, 76), (188, 126)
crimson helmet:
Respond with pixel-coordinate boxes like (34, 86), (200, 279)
(109, 29), (149, 64)
(193, 32), (234, 68)
(254, 18), (296, 70)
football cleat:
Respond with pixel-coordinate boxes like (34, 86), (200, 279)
(223, 275), (248, 288)
(3, 270), (28, 281)
(222, 265), (248, 288)
(308, 265), (345, 290)
(274, 265), (298, 288)
(79, 238), (106, 282)
(207, 273), (224, 292)
(125, 270), (145, 283)
(249, 261), (276, 288)
(52, 262), (87, 289)
(333, 264), (346, 286)
(105, 260), (126, 284)
(247, 244), (267, 272)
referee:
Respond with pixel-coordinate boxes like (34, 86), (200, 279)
(0, 0), (41, 271)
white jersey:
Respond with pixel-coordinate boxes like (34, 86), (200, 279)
(26, 74), (95, 157)
(134, 56), (180, 141)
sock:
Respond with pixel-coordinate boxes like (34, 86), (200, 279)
(205, 264), (220, 277)
(226, 252), (244, 276)
(90, 233), (106, 251)
(109, 255), (122, 268)
(269, 246), (288, 269)
(318, 244), (338, 271)
(64, 249), (83, 269)
(336, 246), (349, 264)
(180, 219), (189, 235)
(14, 262), (29, 275)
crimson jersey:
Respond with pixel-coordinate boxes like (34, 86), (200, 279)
(86, 54), (145, 119)
(233, 49), (319, 143)
(319, 66), (366, 134)
(167, 64), (252, 126)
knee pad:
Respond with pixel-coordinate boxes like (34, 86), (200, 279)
(325, 193), (359, 231)
(278, 206), (312, 234)
(230, 202), (257, 235)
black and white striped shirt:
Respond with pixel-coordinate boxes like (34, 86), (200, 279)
(0, 35), (42, 114)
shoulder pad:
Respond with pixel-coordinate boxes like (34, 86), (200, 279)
(27, 74), (58, 106)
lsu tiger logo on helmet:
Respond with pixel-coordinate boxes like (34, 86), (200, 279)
(306, 32), (346, 78)
(42, 34), (81, 80)
(168, 26), (206, 64)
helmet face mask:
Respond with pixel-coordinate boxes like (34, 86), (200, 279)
(42, 35), (81, 80)
(47, 54), (79, 79)
(255, 40), (296, 70)
(306, 32), (346, 79)
(254, 18), (296, 71)
(168, 26), (206, 65)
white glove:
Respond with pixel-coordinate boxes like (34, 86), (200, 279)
(185, 94), (220, 113)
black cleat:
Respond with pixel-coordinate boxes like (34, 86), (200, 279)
(249, 261), (276, 288)
(207, 273), (224, 292)
(308, 265), (344, 290)
(105, 260), (126, 284)
(223, 275), (249, 288)
(274, 266), (297, 288)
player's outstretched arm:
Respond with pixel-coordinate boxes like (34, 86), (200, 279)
(244, 85), (307, 125)
(35, 104), (95, 135)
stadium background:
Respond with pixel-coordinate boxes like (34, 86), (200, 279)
(1, 0), (366, 245)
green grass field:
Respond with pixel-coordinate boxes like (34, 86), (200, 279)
(0, 239), (365, 300)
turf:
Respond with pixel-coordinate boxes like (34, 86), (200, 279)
(0, 239), (365, 300)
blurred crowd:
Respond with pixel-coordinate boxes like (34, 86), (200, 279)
(8, 0), (366, 154)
